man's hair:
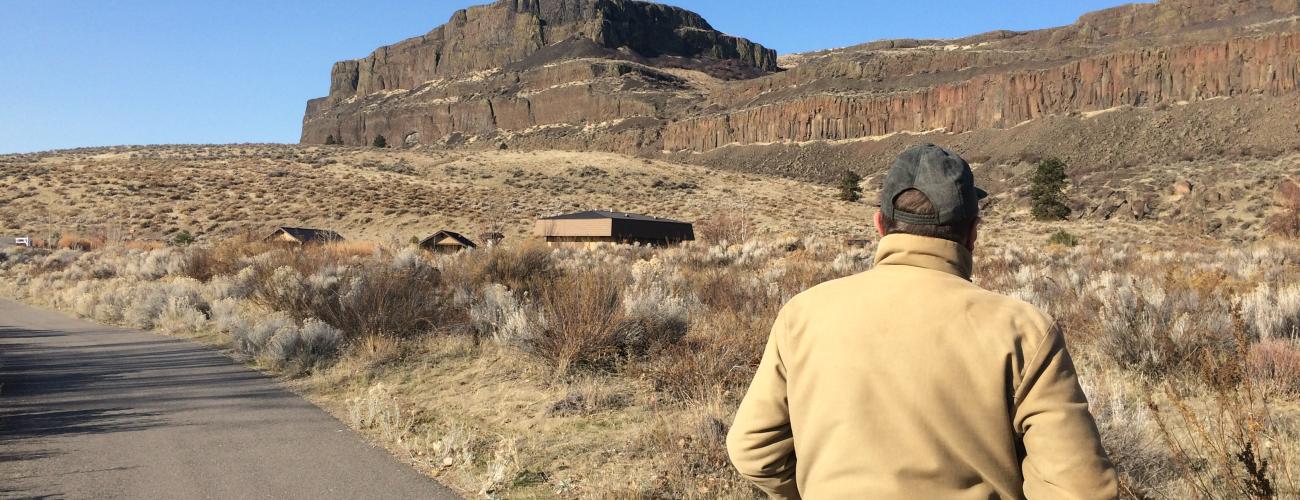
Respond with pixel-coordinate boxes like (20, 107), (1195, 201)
(881, 189), (976, 244)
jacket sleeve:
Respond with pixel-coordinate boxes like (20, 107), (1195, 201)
(1013, 324), (1119, 500)
(726, 308), (800, 500)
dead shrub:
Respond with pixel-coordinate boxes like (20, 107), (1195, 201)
(695, 211), (756, 244)
(177, 235), (276, 281)
(479, 239), (557, 294)
(1269, 179), (1300, 238)
(1249, 339), (1300, 397)
(1147, 311), (1297, 499)
(249, 255), (456, 340)
(57, 234), (104, 251)
(640, 315), (767, 402)
(525, 270), (631, 374)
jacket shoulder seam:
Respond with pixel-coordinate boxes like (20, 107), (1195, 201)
(1011, 319), (1060, 409)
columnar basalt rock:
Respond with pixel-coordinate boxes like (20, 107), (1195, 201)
(302, 0), (1300, 180)
(663, 32), (1300, 151)
(302, 0), (776, 147)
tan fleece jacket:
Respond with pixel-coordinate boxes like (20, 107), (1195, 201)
(727, 233), (1117, 500)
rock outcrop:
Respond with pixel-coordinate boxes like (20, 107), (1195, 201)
(303, 0), (1300, 182)
(663, 32), (1300, 150)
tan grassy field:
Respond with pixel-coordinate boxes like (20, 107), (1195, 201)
(0, 145), (878, 243)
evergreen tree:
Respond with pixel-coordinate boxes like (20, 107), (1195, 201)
(1030, 158), (1072, 220)
(838, 170), (863, 202)
(172, 230), (195, 246)
(325, 134), (337, 145)
(372, 135), (388, 148)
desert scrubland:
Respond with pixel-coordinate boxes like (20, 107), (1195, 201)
(3, 223), (1298, 498)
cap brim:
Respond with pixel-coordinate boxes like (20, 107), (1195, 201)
(975, 187), (989, 199)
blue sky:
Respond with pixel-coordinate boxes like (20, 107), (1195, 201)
(0, 0), (1138, 154)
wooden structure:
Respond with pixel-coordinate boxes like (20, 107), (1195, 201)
(265, 226), (344, 245)
(534, 210), (694, 248)
(419, 230), (477, 254)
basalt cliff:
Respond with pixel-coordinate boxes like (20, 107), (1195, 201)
(303, 0), (1300, 182)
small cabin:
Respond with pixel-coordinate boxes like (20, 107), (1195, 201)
(265, 227), (344, 246)
(419, 230), (477, 254)
(534, 210), (694, 248)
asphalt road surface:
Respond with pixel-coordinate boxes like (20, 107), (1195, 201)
(0, 299), (459, 499)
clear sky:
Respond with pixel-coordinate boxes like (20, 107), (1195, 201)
(0, 0), (1138, 154)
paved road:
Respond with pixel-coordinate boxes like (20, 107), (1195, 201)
(0, 299), (459, 499)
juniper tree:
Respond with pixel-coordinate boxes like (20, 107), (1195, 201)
(372, 135), (388, 148)
(838, 170), (863, 202)
(1030, 158), (1071, 220)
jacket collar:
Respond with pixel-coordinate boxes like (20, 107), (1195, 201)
(873, 233), (974, 281)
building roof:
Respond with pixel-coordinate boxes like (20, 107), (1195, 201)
(419, 230), (476, 248)
(538, 210), (689, 224)
(271, 226), (344, 243)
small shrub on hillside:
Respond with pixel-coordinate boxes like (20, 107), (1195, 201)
(621, 259), (691, 354)
(478, 240), (557, 294)
(464, 283), (541, 344)
(1048, 230), (1080, 247)
(231, 312), (296, 358)
(156, 295), (208, 335)
(325, 134), (338, 145)
(263, 319), (343, 371)
(525, 271), (629, 373)
(172, 230), (194, 247)
(1030, 158), (1072, 220)
(372, 135), (388, 148)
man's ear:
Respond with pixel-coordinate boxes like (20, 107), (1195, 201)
(874, 211), (888, 237)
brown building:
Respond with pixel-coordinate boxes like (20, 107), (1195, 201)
(265, 226), (344, 245)
(534, 210), (694, 247)
(419, 230), (477, 254)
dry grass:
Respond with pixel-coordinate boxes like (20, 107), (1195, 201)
(3, 223), (1300, 498)
(0, 145), (873, 245)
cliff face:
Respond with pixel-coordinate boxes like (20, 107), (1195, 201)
(319, 0), (776, 101)
(664, 32), (1300, 150)
(303, 0), (1300, 181)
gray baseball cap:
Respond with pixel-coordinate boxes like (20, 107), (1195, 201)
(880, 144), (988, 225)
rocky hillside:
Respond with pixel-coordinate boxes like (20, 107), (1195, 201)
(302, 0), (1300, 182)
